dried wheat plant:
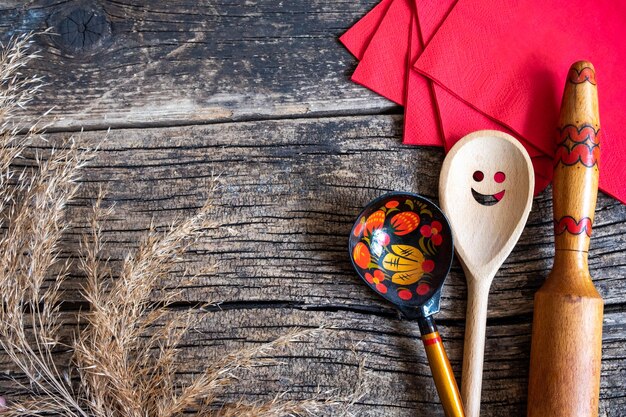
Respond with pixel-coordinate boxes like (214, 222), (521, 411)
(0, 33), (362, 416)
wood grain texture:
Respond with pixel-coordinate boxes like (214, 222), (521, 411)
(0, 115), (622, 416)
(528, 61), (604, 417)
(0, 1), (624, 416)
(0, 0), (393, 130)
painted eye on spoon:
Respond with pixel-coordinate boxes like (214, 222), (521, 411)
(473, 171), (484, 182)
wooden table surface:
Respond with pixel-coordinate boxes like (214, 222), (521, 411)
(1, 1), (625, 416)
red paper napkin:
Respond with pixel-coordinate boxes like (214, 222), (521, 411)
(339, 0), (393, 60)
(403, 10), (442, 146)
(343, 0), (444, 146)
(341, 0), (551, 192)
(349, 0), (413, 106)
(340, 0), (625, 203)
(411, 0), (552, 191)
(413, 0), (626, 203)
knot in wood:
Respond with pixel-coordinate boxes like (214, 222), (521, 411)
(52, 6), (111, 55)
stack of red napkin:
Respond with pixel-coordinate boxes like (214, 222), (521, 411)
(341, 0), (626, 203)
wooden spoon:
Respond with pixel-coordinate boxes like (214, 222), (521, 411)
(348, 192), (465, 417)
(438, 130), (534, 417)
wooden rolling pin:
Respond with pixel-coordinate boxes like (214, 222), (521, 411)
(527, 61), (603, 416)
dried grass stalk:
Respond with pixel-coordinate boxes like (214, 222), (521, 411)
(0, 33), (363, 416)
(0, 32), (92, 417)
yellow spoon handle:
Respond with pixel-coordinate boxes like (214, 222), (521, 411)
(419, 317), (465, 417)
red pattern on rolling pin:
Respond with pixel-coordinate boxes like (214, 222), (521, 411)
(555, 125), (600, 167)
(568, 66), (597, 85)
(554, 216), (593, 237)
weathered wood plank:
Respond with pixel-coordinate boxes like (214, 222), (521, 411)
(2, 308), (626, 416)
(3, 114), (622, 415)
(1, 2), (624, 415)
(48, 115), (626, 317)
(0, 0), (392, 130)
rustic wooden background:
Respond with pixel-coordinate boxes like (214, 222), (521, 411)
(1, 1), (625, 416)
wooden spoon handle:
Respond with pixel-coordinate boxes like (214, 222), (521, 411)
(553, 61), (600, 253)
(460, 276), (490, 417)
(418, 316), (465, 417)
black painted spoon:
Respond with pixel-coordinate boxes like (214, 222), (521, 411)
(348, 192), (464, 417)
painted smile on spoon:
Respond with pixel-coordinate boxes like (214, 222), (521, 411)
(471, 170), (506, 206)
(471, 188), (505, 206)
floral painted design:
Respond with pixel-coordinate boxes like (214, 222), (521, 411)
(365, 210), (385, 234)
(416, 282), (431, 295)
(353, 216), (366, 237)
(421, 221), (443, 246)
(382, 244), (425, 285)
(350, 195), (451, 305)
(365, 269), (387, 294)
(352, 242), (370, 269)
(398, 288), (413, 300)
(390, 211), (420, 236)
(421, 260), (435, 273)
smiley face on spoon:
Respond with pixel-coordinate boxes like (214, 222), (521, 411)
(471, 170), (507, 206)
